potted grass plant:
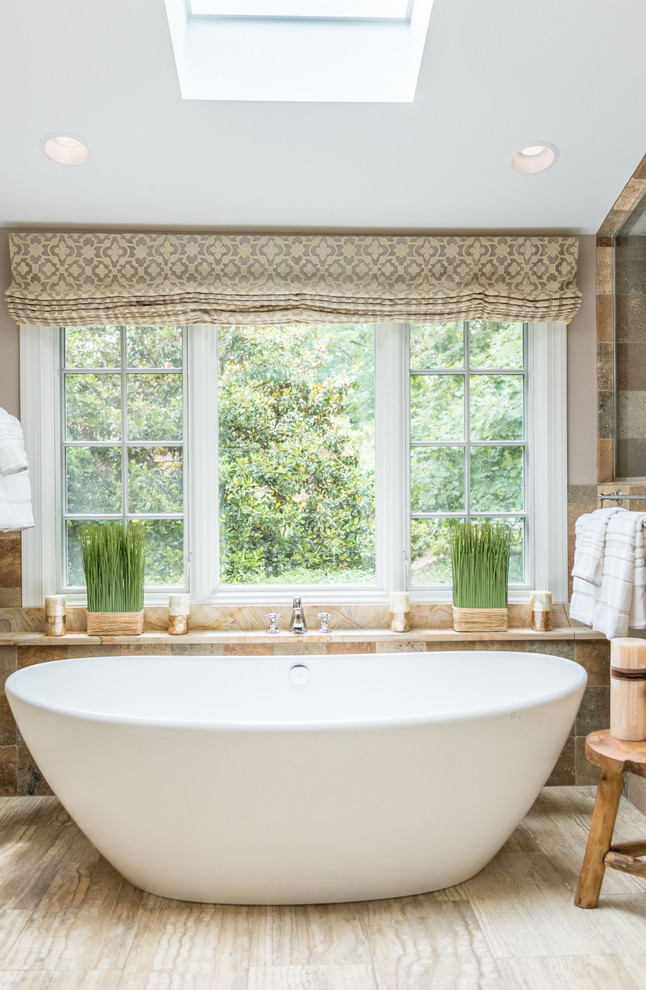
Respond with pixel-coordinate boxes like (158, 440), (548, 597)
(81, 522), (146, 635)
(450, 520), (512, 632)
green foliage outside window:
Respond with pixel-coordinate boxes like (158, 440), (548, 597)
(218, 324), (376, 584)
(64, 326), (185, 587)
(63, 320), (526, 592)
(410, 321), (526, 586)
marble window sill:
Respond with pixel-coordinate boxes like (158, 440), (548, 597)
(0, 602), (605, 646)
(0, 625), (605, 647)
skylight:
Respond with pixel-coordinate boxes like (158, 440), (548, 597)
(190, 0), (411, 19)
(165, 0), (434, 102)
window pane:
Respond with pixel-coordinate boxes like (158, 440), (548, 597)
(66, 519), (117, 586)
(410, 518), (453, 585)
(143, 519), (184, 586)
(128, 447), (183, 513)
(63, 325), (186, 593)
(509, 518), (525, 583)
(469, 321), (523, 368)
(471, 516), (525, 583)
(127, 374), (183, 441)
(470, 375), (523, 441)
(126, 327), (183, 369)
(410, 375), (464, 442)
(66, 447), (122, 513)
(470, 446), (524, 512)
(218, 323), (375, 585)
(67, 518), (184, 587)
(410, 448), (464, 512)
(409, 322), (463, 369)
(66, 374), (121, 441)
(64, 327), (120, 369)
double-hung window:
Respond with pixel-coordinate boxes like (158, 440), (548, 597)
(409, 321), (527, 586)
(61, 325), (186, 591)
(20, 319), (567, 604)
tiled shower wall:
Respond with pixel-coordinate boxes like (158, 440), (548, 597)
(597, 152), (646, 481)
(616, 233), (646, 477)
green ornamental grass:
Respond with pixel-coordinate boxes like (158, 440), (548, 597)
(450, 520), (511, 610)
(81, 523), (146, 613)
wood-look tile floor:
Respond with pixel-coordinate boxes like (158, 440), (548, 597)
(2, 787), (646, 989)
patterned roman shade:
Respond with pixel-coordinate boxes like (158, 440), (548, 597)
(6, 232), (582, 326)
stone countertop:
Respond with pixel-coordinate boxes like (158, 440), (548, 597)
(0, 624), (605, 647)
(0, 601), (606, 646)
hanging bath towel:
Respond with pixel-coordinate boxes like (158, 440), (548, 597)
(0, 407), (29, 475)
(571, 508), (646, 639)
(0, 472), (34, 532)
(0, 406), (34, 531)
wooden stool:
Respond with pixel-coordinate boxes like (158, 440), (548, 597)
(575, 729), (646, 908)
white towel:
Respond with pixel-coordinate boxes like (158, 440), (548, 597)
(0, 471), (34, 532)
(570, 575), (599, 628)
(632, 524), (646, 628)
(571, 507), (620, 585)
(570, 507), (621, 628)
(0, 407), (34, 532)
(578, 510), (646, 639)
(0, 408), (28, 476)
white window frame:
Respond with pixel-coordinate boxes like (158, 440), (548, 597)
(58, 326), (189, 595)
(20, 321), (567, 606)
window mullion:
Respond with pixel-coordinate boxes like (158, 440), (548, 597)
(464, 320), (471, 521)
(375, 322), (407, 594)
(121, 327), (128, 526)
(188, 324), (220, 602)
(60, 333), (68, 589)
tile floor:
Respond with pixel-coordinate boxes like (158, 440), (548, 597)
(1, 787), (646, 989)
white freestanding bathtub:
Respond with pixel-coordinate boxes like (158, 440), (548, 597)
(6, 651), (586, 904)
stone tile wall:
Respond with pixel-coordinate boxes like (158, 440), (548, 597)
(596, 152), (646, 482)
(597, 234), (615, 482)
(0, 637), (609, 796)
(616, 233), (646, 477)
(0, 534), (21, 607)
(567, 484), (599, 599)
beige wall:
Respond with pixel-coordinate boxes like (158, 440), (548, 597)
(0, 229), (599, 481)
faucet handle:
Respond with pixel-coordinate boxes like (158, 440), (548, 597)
(318, 611), (332, 634)
(265, 612), (280, 634)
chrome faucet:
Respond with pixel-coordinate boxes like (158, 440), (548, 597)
(289, 595), (307, 634)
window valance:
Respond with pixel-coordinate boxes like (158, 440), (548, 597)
(6, 232), (582, 326)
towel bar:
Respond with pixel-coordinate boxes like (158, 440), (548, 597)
(598, 490), (646, 506)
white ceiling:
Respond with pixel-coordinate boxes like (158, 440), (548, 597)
(1, 0), (645, 233)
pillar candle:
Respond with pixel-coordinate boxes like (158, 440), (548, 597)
(610, 637), (646, 741)
(390, 591), (410, 633)
(530, 591), (552, 632)
(168, 594), (190, 636)
(45, 595), (66, 637)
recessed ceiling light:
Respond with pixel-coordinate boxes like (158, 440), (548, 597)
(511, 143), (558, 175)
(40, 134), (89, 166)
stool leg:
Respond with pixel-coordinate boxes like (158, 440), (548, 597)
(575, 769), (624, 908)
